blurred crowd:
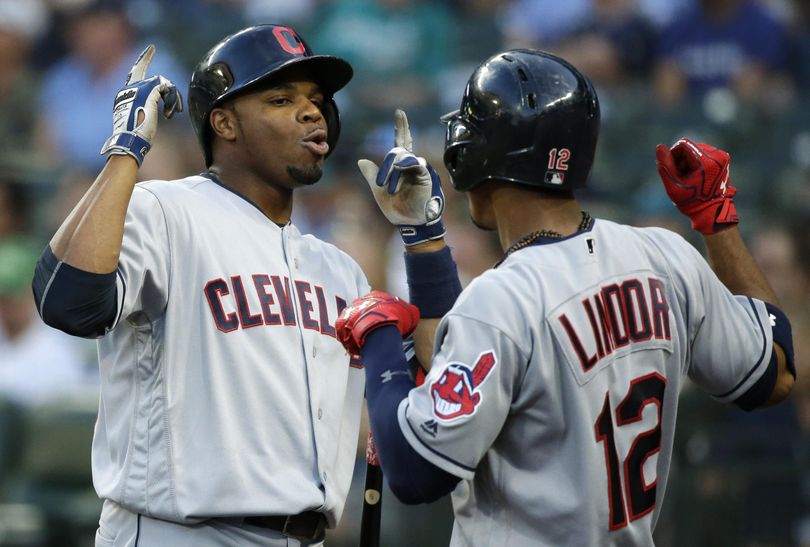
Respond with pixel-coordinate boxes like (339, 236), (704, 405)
(0, 0), (809, 545)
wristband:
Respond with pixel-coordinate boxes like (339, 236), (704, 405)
(101, 132), (152, 166)
(399, 218), (446, 247)
(404, 246), (462, 318)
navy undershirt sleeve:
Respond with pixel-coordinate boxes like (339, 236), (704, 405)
(733, 302), (795, 411)
(764, 302), (795, 377)
(733, 351), (777, 411)
(32, 246), (118, 338)
(361, 326), (461, 504)
(404, 247), (462, 318)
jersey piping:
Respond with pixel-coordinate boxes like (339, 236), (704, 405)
(714, 296), (769, 398)
(400, 400), (476, 475)
(201, 172), (287, 223)
(37, 259), (63, 319)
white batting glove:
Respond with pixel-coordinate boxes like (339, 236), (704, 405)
(100, 45), (183, 166)
(358, 109), (446, 246)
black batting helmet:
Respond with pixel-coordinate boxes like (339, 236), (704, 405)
(188, 25), (353, 167)
(442, 49), (600, 192)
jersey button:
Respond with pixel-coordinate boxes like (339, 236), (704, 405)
(312, 346), (318, 358)
(294, 258), (299, 269)
(322, 471), (327, 481)
(317, 408), (323, 420)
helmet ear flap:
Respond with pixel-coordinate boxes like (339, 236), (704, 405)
(442, 112), (489, 191)
(321, 98), (341, 158)
(443, 144), (463, 187)
(207, 62), (234, 97)
(444, 136), (491, 192)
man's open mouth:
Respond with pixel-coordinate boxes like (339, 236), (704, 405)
(302, 129), (329, 156)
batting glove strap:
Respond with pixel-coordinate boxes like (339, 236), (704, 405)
(672, 191), (738, 235)
(101, 132), (152, 166)
(399, 218), (447, 247)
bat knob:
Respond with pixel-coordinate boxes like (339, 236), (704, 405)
(364, 489), (381, 505)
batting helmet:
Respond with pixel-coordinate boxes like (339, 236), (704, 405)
(188, 25), (353, 167)
(442, 49), (600, 192)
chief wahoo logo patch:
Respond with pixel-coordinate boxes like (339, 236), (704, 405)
(430, 351), (496, 421)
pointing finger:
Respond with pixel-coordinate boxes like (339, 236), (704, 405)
(394, 109), (413, 152)
(126, 44), (156, 84)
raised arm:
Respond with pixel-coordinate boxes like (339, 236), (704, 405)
(50, 45), (182, 271)
(33, 45), (182, 337)
(655, 138), (794, 405)
(358, 109), (462, 367)
(702, 228), (792, 404)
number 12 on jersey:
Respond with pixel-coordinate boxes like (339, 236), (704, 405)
(594, 373), (667, 531)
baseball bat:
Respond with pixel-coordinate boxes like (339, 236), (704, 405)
(359, 432), (383, 547)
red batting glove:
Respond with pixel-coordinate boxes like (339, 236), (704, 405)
(336, 290), (420, 355)
(655, 138), (739, 235)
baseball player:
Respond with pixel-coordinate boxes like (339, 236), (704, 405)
(32, 25), (371, 547)
(336, 50), (796, 546)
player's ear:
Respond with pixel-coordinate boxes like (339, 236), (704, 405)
(209, 106), (238, 143)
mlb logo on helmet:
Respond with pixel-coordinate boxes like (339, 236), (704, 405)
(545, 171), (565, 185)
(430, 351), (497, 421)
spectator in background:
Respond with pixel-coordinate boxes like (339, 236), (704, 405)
(552, 0), (656, 90)
(436, 0), (504, 114)
(500, 0), (692, 49)
(313, 0), (454, 127)
(637, 0), (695, 28)
(0, 178), (95, 405)
(0, 0), (49, 175)
(242, 0), (316, 28)
(445, 0), (503, 65)
(751, 225), (808, 303)
(653, 0), (790, 107)
(37, 0), (186, 172)
(146, 0), (317, 52)
(500, 0), (591, 48)
(138, 0), (247, 69)
(0, 239), (94, 407)
(787, 0), (810, 91)
(0, 179), (33, 239)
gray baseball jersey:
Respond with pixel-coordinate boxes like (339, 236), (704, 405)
(92, 174), (369, 527)
(399, 219), (774, 546)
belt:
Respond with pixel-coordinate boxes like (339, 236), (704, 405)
(243, 511), (326, 541)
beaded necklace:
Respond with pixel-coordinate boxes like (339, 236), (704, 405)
(501, 211), (593, 259)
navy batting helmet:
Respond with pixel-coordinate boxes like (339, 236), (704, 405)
(188, 25), (353, 167)
(442, 49), (600, 192)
